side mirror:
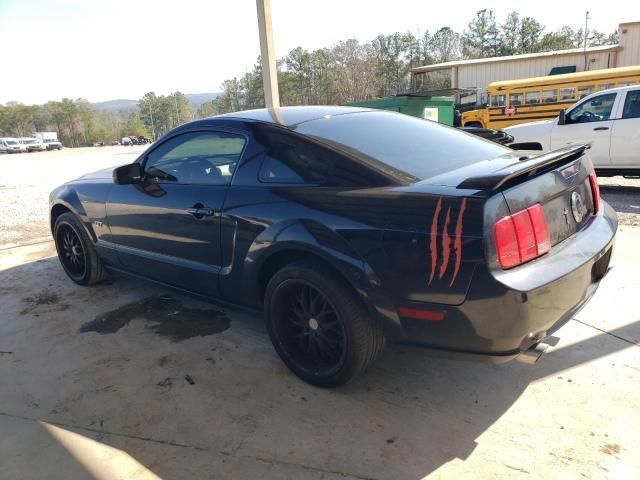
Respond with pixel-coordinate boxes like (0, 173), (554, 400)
(113, 163), (142, 185)
(558, 109), (566, 125)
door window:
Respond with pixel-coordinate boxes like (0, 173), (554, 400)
(622, 90), (640, 119)
(144, 131), (246, 185)
(490, 94), (506, 107)
(565, 93), (617, 124)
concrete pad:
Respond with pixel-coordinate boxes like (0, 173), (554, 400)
(0, 228), (639, 479)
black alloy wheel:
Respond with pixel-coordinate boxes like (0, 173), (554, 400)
(57, 224), (86, 281)
(265, 260), (385, 387)
(54, 212), (107, 286)
(278, 281), (347, 376)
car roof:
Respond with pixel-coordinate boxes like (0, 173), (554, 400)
(214, 106), (372, 127)
(592, 84), (639, 94)
(576, 84), (639, 105)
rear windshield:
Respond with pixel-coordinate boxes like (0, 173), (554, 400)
(295, 111), (509, 180)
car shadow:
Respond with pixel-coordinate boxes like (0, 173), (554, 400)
(0, 256), (637, 480)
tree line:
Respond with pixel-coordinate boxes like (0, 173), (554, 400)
(1, 10), (618, 145)
(205, 10), (617, 114)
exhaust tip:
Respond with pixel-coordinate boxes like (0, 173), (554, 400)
(517, 342), (549, 365)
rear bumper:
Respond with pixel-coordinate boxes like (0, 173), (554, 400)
(392, 201), (617, 362)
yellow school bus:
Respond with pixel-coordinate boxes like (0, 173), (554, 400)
(462, 65), (640, 129)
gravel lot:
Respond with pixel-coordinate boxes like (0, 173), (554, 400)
(1, 146), (639, 479)
(1, 146), (639, 248)
(0, 146), (146, 247)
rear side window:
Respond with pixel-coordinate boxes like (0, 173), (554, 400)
(543, 89), (558, 103)
(509, 93), (523, 105)
(622, 90), (640, 119)
(525, 91), (540, 104)
(560, 87), (576, 101)
(296, 111), (510, 181)
(259, 139), (331, 184)
(257, 129), (385, 186)
(578, 85), (595, 98)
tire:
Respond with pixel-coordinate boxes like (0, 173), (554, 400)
(265, 260), (384, 387)
(54, 212), (107, 286)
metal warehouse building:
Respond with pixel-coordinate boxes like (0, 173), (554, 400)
(411, 21), (640, 103)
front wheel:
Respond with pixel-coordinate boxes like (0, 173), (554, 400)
(54, 212), (107, 285)
(265, 261), (384, 387)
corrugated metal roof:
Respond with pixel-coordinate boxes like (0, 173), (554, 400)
(489, 65), (640, 89)
(411, 44), (620, 73)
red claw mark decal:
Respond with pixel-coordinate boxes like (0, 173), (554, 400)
(428, 198), (443, 285)
(438, 208), (451, 279)
(449, 198), (467, 287)
(428, 197), (467, 288)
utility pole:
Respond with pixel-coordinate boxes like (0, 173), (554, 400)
(256, 0), (280, 109)
(584, 11), (590, 71)
(149, 105), (157, 141)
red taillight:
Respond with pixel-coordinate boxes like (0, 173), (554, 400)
(494, 204), (551, 269)
(494, 216), (520, 269)
(527, 204), (551, 255)
(589, 172), (600, 213)
(397, 307), (445, 321)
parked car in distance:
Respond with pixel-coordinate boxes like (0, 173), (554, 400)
(49, 106), (616, 387)
(16, 138), (29, 152)
(21, 137), (47, 152)
(34, 132), (63, 150)
(504, 85), (640, 177)
(0, 137), (23, 153)
(43, 138), (63, 150)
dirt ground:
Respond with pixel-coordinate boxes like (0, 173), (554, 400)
(1, 147), (639, 479)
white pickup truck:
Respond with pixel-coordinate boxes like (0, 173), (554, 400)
(504, 85), (640, 177)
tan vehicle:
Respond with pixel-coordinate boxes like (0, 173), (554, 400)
(462, 65), (640, 129)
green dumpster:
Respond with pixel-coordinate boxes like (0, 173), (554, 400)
(346, 95), (455, 126)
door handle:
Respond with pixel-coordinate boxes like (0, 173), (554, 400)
(593, 127), (609, 131)
(186, 207), (216, 219)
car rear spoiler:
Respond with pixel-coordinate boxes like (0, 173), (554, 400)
(457, 144), (589, 191)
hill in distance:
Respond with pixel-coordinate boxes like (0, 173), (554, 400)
(92, 92), (221, 111)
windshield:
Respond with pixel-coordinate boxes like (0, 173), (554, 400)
(295, 111), (509, 180)
(5, 139), (18, 145)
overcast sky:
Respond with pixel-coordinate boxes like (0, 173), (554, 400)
(1, 0), (637, 104)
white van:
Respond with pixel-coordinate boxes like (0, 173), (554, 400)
(21, 137), (47, 152)
(0, 138), (23, 153)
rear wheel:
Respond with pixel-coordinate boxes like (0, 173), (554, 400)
(54, 212), (106, 285)
(265, 261), (384, 387)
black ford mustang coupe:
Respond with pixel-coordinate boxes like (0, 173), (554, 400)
(50, 106), (617, 387)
